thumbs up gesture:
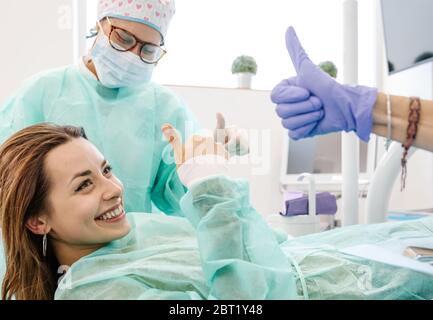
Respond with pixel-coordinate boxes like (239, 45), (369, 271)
(214, 112), (250, 156)
(270, 26), (377, 142)
(161, 123), (228, 169)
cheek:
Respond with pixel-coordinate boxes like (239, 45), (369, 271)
(49, 194), (100, 238)
(71, 197), (99, 222)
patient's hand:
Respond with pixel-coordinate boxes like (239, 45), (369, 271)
(161, 124), (228, 168)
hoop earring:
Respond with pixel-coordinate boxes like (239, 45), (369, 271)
(43, 233), (47, 257)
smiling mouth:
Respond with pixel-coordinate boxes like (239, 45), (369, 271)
(95, 204), (125, 222)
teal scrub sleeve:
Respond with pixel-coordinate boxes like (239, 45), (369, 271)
(150, 159), (188, 216)
(150, 99), (201, 217)
(0, 75), (46, 144)
(180, 175), (299, 299)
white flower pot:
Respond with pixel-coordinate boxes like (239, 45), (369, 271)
(236, 72), (254, 89)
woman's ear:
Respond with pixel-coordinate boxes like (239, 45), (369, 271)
(25, 215), (51, 235)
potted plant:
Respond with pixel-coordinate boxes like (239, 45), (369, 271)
(231, 55), (257, 89)
(318, 60), (338, 78)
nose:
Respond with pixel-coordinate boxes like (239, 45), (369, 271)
(101, 176), (123, 202)
(131, 43), (142, 57)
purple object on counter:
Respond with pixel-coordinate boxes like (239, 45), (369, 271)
(280, 191), (337, 216)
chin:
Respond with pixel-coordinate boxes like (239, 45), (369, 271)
(112, 221), (131, 240)
(100, 219), (132, 243)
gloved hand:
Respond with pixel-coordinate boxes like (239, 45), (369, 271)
(270, 26), (378, 142)
(214, 112), (249, 156)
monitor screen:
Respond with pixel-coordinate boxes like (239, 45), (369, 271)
(286, 132), (369, 175)
(381, 0), (433, 74)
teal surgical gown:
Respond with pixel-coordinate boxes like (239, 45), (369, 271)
(0, 62), (198, 215)
(55, 176), (433, 300)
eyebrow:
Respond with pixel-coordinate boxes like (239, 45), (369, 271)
(69, 159), (107, 185)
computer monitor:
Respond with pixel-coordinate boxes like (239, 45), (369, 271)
(381, 0), (433, 74)
(280, 132), (377, 192)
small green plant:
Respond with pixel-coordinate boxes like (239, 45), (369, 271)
(231, 55), (257, 75)
(318, 61), (337, 78)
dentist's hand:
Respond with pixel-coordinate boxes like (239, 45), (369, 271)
(271, 27), (378, 142)
(214, 112), (249, 156)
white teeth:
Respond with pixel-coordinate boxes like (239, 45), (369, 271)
(97, 205), (123, 221)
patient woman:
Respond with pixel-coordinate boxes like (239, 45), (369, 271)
(1, 124), (433, 300)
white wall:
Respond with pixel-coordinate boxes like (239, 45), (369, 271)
(0, 0), (75, 105)
(153, 0), (345, 90)
(167, 85), (286, 216)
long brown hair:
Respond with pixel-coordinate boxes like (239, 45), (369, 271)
(0, 123), (87, 300)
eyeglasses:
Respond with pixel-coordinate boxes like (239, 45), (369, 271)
(101, 17), (167, 64)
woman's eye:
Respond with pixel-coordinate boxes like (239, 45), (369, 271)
(76, 179), (92, 192)
(114, 30), (134, 45)
(120, 35), (133, 44)
(103, 165), (113, 175)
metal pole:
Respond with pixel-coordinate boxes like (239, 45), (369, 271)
(341, 0), (359, 226)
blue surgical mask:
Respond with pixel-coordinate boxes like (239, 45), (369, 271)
(90, 33), (155, 88)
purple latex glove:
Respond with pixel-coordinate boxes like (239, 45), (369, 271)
(271, 27), (378, 142)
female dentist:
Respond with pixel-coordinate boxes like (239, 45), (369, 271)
(0, 0), (248, 215)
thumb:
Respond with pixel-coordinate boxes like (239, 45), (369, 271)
(285, 26), (313, 75)
(214, 112), (227, 143)
(215, 112), (225, 130)
(161, 124), (183, 165)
